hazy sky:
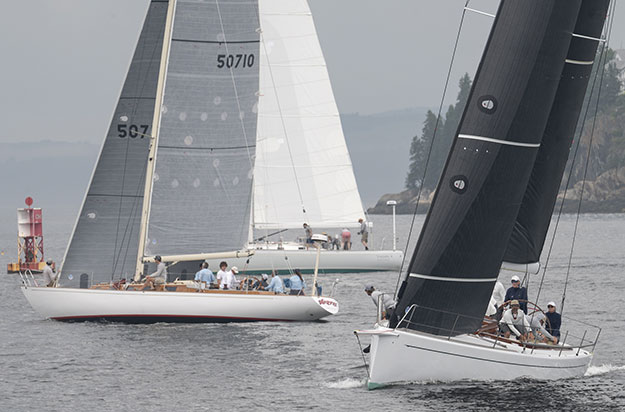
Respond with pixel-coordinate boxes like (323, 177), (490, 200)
(0, 0), (623, 144)
(0, 1), (592, 143)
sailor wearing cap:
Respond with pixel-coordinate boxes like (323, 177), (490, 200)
(500, 300), (533, 341)
(364, 285), (396, 319)
(504, 274), (528, 313)
(544, 301), (561, 343)
(42, 258), (56, 287)
(143, 255), (167, 290)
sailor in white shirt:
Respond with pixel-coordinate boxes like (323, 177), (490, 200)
(500, 300), (534, 341)
(217, 262), (239, 290)
(42, 259), (57, 287)
(492, 280), (506, 308)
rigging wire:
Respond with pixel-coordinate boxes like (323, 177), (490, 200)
(393, 0), (472, 297)
(533, 0), (616, 312)
(560, 0), (617, 315)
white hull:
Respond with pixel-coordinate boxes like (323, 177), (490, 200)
(21, 286), (338, 323)
(198, 249), (403, 275)
(361, 327), (592, 388)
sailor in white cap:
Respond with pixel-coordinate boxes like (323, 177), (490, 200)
(504, 274), (528, 313)
(544, 301), (561, 343)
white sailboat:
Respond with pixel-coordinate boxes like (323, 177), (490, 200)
(20, 0), (338, 322)
(356, 0), (609, 386)
(201, 0), (402, 275)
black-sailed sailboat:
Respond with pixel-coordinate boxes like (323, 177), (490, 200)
(356, 0), (609, 387)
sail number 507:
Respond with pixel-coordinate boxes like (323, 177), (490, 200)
(117, 124), (149, 138)
(217, 54), (255, 69)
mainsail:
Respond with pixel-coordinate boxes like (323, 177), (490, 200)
(253, 0), (364, 230)
(504, 0), (610, 264)
(392, 0), (582, 335)
(60, 1), (169, 287)
(145, 0), (260, 256)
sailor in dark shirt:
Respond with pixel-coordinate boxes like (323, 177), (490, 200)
(544, 301), (562, 343)
(504, 275), (528, 313)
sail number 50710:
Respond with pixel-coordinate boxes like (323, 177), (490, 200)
(217, 54), (255, 69)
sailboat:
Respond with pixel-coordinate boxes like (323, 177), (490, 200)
(356, 0), (609, 386)
(199, 0), (403, 275)
(20, 0), (338, 322)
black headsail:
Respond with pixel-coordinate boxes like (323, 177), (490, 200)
(391, 0), (582, 336)
(504, 0), (610, 264)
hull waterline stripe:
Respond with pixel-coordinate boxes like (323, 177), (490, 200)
(404, 343), (588, 369)
(458, 134), (541, 148)
(409, 273), (497, 283)
(51, 314), (294, 322)
(565, 59), (594, 65)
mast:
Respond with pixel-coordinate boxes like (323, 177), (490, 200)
(392, 0), (582, 336)
(504, 0), (611, 265)
(135, 0), (177, 280)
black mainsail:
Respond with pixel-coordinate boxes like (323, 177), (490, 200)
(60, 1), (169, 287)
(392, 0), (583, 335)
(504, 0), (610, 264)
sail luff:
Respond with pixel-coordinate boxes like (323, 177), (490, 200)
(134, 0), (177, 281)
(504, 0), (611, 265)
(393, 0), (583, 336)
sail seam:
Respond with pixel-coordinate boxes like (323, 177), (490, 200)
(458, 134), (540, 148)
(409, 273), (497, 283)
(171, 38), (259, 44)
(158, 145), (256, 151)
(565, 59), (594, 65)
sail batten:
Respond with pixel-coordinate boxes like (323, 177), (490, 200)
(393, 0), (583, 336)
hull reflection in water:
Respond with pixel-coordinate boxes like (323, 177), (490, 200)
(21, 285), (338, 323)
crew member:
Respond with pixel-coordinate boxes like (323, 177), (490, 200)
(505, 275), (528, 313)
(358, 218), (369, 250)
(42, 259), (56, 287)
(544, 301), (561, 343)
(143, 255), (167, 290)
(364, 285), (396, 319)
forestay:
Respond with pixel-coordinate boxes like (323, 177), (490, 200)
(145, 0), (260, 256)
(60, 1), (169, 287)
(392, 0), (582, 336)
(253, 0), (364, 230)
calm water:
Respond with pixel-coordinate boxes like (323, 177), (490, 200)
(1, 214), (624, 411)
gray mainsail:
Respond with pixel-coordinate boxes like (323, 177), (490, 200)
(145, 0), (260, 257)
(60, 1), (169, 287)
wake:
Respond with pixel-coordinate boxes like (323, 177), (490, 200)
(326, 378), (367, 389)
(585, 364), (625, 376)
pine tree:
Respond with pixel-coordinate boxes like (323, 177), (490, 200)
(405, 110), (440, 190)
(423, 73), (472, 191)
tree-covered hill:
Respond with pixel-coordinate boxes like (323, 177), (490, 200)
(369, 49), (625, 214)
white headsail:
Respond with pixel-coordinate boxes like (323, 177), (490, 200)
(254, 0), (364, 230)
